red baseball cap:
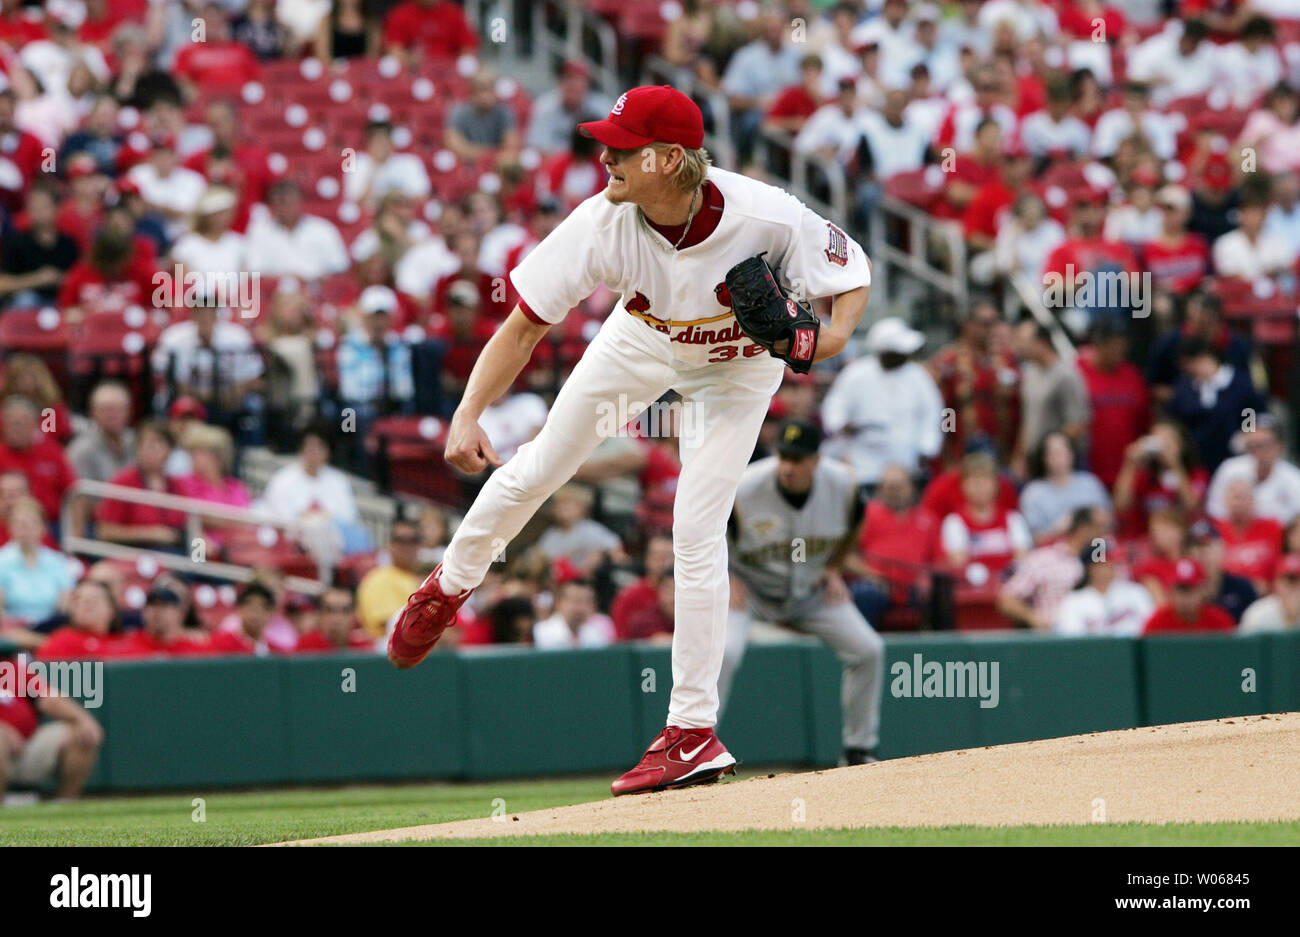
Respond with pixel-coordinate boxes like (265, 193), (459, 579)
(1172, 558), (1206, 588)
(1275, 554), (1300, 579)
(578, 86), (704, 150)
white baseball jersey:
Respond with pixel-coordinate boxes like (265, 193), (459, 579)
(509, 167), (871, 370)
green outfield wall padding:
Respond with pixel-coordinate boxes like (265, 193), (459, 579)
(65, 632), (1298, 792)
(1138, 634), (1273, 726)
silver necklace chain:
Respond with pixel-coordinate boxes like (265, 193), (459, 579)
(640, 186), (701, 251)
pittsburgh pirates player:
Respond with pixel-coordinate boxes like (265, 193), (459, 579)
(720, 420), (884, 764)
(387, 86), (871, 795)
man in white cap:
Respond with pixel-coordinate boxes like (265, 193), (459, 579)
(337, 284), (413, 472)
(821, 316), (944, 492)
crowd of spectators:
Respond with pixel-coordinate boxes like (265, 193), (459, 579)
(0, 0), (1298, 712)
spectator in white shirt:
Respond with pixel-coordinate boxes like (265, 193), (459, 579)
(256, 425), (372, 561)
(850, 0), (921, 90)
(1092, 82), (1178, 160)
(1264, 171), (1300, 258)
(1103, 170), (1163, 246)
(170, 186), (246, 277)
(908, 4), (961, 92)
(532, 579), (615, 649)
(479, 390), (548, 464)
(721, 10), (802, 161)
(1053, 544), (1154, 636)
(994, 192), (1066, 283)
(794, 78), (865, 164)
(153, 304), (264, 402)
(978, 0), (1058, 44)
(1212, 196), (1291, 281)
(1020, 78), (1092, 160)
(1206, 418), (1300, 524)
(524, 60), (611, 154)
(1126, 18), (1217, 107)
(126, 135), (207, 240)
(342, 119), (431, 209)
(244, 180), (349, 280)
(858, 88), (930, 181)
(822, 317), (944, 488)
(1214, 16), (1282, 109)
(1240, 555), (1300, 633)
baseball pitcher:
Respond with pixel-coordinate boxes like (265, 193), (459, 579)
(388, 86), (871, 795)
(720, 420), (885, 765)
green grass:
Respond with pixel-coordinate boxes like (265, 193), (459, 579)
(3, 776), (1298, 846)
(0, 777), (611, 846)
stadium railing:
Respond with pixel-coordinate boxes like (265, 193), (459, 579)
(61, 479), (328, 594)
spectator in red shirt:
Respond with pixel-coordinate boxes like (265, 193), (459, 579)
(963, 144), (1035, 255)
(936, 117), (1005, 221)
(115, 582), (213, 658)
(1076, 320), (1149, 489)
(0, 89), (45, 213)
(94, 420), (186, 551)
(611, 533), (674, 639)
(208, 581), (276, 655)
(172, 3), (263, 97)
(183, 99), (276, 219)
(0, 652), (103, 801)
(927, 300), (1020, 464)
(940, 452), (1033, 585)
(293, 586), (374, 652)
(1213, 478), (1284, 592)
(1042, 198), (1140, 288)
(56, 225), (156, 324)
(920, 435), (1020, 520)
(1142, 558), (1237, 634)
(0, 354), (75, 443)
(1143, 185), (1210, 294)
(846, 464), (937, 625)
(624, 574), (675, 642)
(382, 0), (478, 64)
(0, 396), (76, 527)
(35, 579), (122, 661)
(763, 54), (826, 135)
(1132, 507), (1189, 607)
(1113, 418), (1208, 537)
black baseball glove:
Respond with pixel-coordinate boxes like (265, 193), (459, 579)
(724, 253), (820, 374)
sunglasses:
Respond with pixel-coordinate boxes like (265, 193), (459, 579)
(390, 534), (421, 545)
(322, 604), (354, 613)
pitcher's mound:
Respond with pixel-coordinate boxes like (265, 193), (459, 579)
(277, 713), (1300, 844)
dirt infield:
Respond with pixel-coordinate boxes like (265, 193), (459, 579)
(276, 714), (1300, 844)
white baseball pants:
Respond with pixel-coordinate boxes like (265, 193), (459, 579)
(438, 312), (784, 728)
(718, 600), (884, 751)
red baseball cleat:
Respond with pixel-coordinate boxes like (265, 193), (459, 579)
(610, 726), (737, 796)
(387, 564), (473, 670)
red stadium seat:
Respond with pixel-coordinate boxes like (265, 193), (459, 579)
(0, 307), (69, 353)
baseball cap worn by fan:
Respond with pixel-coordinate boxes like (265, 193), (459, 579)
(359, 285), (398, 315)
(776, 420), (822, 459)
(1172, 558), (1206, 589)
(863, 317), (925, 355)
(578, 86), (705, 150)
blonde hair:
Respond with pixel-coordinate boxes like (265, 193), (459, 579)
(656, 144), (712, 192)
(182, 423), (235, 474)
(6, 495), (45, 528)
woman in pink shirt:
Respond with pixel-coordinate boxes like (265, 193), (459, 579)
(176, 424), (250, 509)
(1238, 84), (1300, 175)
